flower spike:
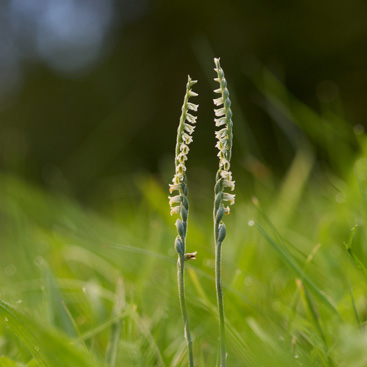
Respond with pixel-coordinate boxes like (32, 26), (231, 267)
(169, 75), (198, 367)
(212, 58), (235, 367)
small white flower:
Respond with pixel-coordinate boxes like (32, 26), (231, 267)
(184, 251), (197, 261)
(217, 150), (228, 160)
(223, 178), (235, 191)
(215, 108), (226, 117)
(168, 195), (182, 206)
(215, 128), (228, 140)
(172, 174), (183, 185)
(188, 90), (198, 97)
(186, 113), (197, 124)
(177, 152), (188, 163)
(223, 193), (235, 205)
(183, 123), (195, 134)
(180, 143), (189, 154)
(213, 97), (224, 106)
(214, 88), (222, 94)
(176, 163), (187, 174)
(215, 117), (227, 127)
(169, 183), (182, 193)
(170, 206), (181, 216)
(182, 133), (193, 144)
(220, 159), (230, 171)
(223, 206), (230, 215)
(220, 170), (232, 180)
(187, 102), (199, 111)
(216, 140), (228, 151)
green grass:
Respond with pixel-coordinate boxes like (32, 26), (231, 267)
(1, 70), (367, 366)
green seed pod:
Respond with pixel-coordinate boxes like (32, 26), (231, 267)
(175, 236), (184, 255)
(217, 223), (226, 243)
(175, 219), (185, 239)
(182, 196), (189, 211)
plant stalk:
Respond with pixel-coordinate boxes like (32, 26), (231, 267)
(215, 238), (226, 367)
(177, 255), (194, 367)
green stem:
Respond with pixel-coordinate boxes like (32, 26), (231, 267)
(177, 255), (194, 367)
(214, 219), (226, 366)
(215, 242), (226, 367)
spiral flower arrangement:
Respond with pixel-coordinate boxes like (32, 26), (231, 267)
(213, 57), (235, 367)
(168, 60), (234, 367)
(168, 75), (198, 367)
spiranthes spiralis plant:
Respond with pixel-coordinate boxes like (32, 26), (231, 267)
(213, 58), (235, 367)
(168, 75), (199, 367)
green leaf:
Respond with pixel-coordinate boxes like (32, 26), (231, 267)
(0, 299), (100, 367)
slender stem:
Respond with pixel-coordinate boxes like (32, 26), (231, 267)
(177, 255), (194, 367)
(215, 238), (226, 367)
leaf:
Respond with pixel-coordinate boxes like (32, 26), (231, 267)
(0, 299), (100, 367)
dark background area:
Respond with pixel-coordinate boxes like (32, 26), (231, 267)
(1, 0), (366, 204)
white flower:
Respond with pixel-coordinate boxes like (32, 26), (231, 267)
(215, 108), (226, 117)
(177, 152), (188, 163)
(213, 97), (224, 106)
(183, 123), (195, 134)
(215, 128), (228, 140)
(168, 195), (182, 206)
(176, 163), (187, 174)
(216, 140), (228, 151)
(172, 174), (183, 185)
(223, 193), (235, 205)
(184, 251), (197, 261)
(220, 159), (230, 171)
(182, 133), (193, 144)
(215, 118), (226, 127)
(187, 102), (199, 111)
(180, 143), (189, 154)
(170, 206), (181, 216)
(169, 183), (182, 193)
(214, 88), (222, 94)
(223, 206), (230, 215)
(220, 170), (232, 180)
(188, 90), (198, 97)
(222, 177), (235, 191)
(186, 113), (197, 124)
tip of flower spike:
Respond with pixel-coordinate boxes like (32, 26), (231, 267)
(187, 75), (198, 86)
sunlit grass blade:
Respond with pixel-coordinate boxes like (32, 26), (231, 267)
(297, 279), (334, 367)
(255, 223), (340, 316)
(105, 275), (125, 367)
(0, 299), (99, 367)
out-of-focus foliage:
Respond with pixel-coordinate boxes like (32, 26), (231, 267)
(0, 0), (367, 201)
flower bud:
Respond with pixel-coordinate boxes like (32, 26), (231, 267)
(215, 205), (224, 224)
(217, 223), (226, 243)
(180, 205), (188, 222)
(175, 219), (185, 239)
(175, 236), (184, 255)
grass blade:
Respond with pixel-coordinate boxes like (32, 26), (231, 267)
(105, 275), (125, 367)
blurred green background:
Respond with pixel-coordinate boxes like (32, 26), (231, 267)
(1, 0), (367, 205)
